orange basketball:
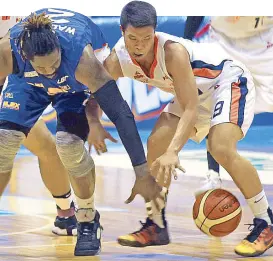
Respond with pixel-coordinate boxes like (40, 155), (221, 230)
(193, 189), (242, 237)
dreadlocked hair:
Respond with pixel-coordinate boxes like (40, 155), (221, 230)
(18, 12), (60, 60)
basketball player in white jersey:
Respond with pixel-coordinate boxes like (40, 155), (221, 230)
(207, 16), (273, 257)
(100, 3), (273, 257)
(188, 17), (273, 196)
(187, 17), (273, 256)
(210, 16), (273, 115)
(0, 16), (78, 236)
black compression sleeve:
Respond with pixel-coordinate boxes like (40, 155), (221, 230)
(93, 80), (146, 167)
(184, 16), (205, 40)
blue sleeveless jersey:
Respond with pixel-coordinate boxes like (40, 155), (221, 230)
(9, 8), (108, 95)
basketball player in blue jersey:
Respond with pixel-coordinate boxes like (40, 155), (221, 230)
(0, 16), (78, 237)
(0, 9), (166, 256)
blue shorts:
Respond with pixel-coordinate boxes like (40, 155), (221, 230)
(0, 80), (90, 140)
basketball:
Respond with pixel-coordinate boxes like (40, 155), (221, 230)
(193, 189), (242, 237)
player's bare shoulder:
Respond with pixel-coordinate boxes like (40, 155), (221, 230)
(164, 40), (190, 74)
(103, 49), (123, 80)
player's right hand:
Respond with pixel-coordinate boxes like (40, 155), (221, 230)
(87, 121), (117, 155)
(125, 163), (167, 212)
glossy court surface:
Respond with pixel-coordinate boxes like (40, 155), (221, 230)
(1, 126), (273, 261)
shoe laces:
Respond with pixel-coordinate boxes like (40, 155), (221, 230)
(132, 218), (155, 235)
(244, 218), (268, 243)
(78, 222), (103, 242)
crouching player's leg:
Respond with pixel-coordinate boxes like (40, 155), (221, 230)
(208, 65), (273, 257)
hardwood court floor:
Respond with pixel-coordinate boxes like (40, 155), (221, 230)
(1, 151), (273, 261)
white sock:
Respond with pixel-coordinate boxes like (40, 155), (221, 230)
(246, 190), (271, 224)
(149, 201), (165, 228)
(53, 190), (73, 210)
(152, 210), (165, 228)
(74, 194), (96, 222)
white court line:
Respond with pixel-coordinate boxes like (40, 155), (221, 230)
(0, 211), (247, 239)
(0, 230), (247, 249)
(0, 241), (117, 249)
(0, 214), (53, 237)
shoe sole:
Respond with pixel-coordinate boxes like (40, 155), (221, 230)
(117, 238), (170, 247)
(52, 226), (77, 236)
(235, 243), (273, 257)
(74, 248), (101, 256)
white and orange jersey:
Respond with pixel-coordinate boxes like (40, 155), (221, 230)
(211, 16), (273, 39)
(0, 16), (22, 38)
(114, 32), (244, 95)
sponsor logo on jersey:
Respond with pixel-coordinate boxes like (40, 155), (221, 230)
(4, 92), (13, 99)
(2, 101), (20, 110)
(134, 71), (147, 82)
(57, 75), (69, 84)
(47, 85), (71, 96)
(27, 82), (44, 88)
(24, 71), (39, 78)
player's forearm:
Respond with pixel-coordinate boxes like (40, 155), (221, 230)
(167, 108), (197, 154)
(93, 80), (147, 168)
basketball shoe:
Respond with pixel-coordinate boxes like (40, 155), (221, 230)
(74, 210), (102, 256)
(52, 201), (77, 236)
(52, 215), (77, 236)
(117, 217), (170, 247)
(235, 208), (273, 257)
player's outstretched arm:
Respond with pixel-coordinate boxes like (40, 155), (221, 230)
(85, 49), (125, 155)
(151, 42), (198, 185)
(0, 34), (13, 79)
(75, 44), (166, 208)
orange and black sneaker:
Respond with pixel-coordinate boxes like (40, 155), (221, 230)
(117, 218), (170, 247)
(235, 208), (273, 257)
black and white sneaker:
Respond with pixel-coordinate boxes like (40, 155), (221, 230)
(52, 215), (77, 236)
(74, 211), (103, 256)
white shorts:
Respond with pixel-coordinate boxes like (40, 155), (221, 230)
(163, 62), (255, 143)
(209, 27), (273, 114)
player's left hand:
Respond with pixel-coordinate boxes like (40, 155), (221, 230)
(151, 151), (186, 187)
(125, 173), (167, 212)
(87, 121), (118, 155)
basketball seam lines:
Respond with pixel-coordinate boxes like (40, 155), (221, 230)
(200, 192), (238, 233)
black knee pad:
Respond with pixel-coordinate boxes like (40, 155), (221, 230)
(0, 120), (30, 136)
(57, 112), (89, 141)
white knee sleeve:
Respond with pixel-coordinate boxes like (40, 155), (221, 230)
(0, 129), (25, 172)
(56, 131), (95, 177)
